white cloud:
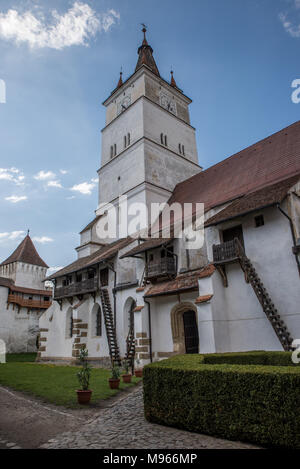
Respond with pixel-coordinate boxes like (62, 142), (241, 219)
(47, 180), (62, 188)
(67, 195), (76, 200)
(32, 236), (53, 244)
(47, 266), (63, 273)
(0, 167), (25, 185)
(70, 181), (95, 195)
(60, 169), (68, 175)
(5, 195), (27, 203)
(34, 170), (56, 180)
(279, 2), (300, 38)
(0, 231), (25, 242)
(0, 2), (120, 50)
(91, 177), (98, 183)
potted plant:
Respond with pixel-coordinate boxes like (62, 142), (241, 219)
(109, 364), (121, 389)
(76, 348), (92, 404)
(134, 357), (143, 378)
(122, 359), (132, 383)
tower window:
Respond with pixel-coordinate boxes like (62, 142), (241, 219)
(164, 135), (167, 146)
(255, 215), (264, 227)
(124, 135), (127, 148)
(110, 146), (114, 159)
(182, 145), (185, 155)
(127, 133), (130, 145)
(179, 144), (185, 155)
(179, 143), (181, 154)
(160, 133), (164, 144)
(114, 144), (117, 156)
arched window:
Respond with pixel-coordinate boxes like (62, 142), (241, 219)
(127, 133), (130, 145)
(114, 144), (117, 156)
(66, 307), (73, 339)
(124, 135), (127, 148)
(91, 304), (102, 337)
(160, 133), (164, 144)
(110, 146), (114, 159)
(96, 308), (102, 336)
(182, 145), (185, 155)
(179, 143), (182, 154)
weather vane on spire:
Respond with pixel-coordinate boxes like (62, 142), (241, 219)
(27, 229), (30, 236)
(141, 23), (147, 41)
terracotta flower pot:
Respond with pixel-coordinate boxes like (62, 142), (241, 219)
(76, 389), (92, 404)
(122, 373), (132, 383)
(135, 369), (143, 378)
(109, 378), (120, 389)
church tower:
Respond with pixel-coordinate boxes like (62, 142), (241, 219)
(77, 28), (202, 255)
(96, 28), (201, 237)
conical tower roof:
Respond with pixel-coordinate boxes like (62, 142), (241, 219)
(0, 234), (48, 268)
(135, 27), (160, 77)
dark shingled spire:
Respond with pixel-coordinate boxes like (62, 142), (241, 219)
(1, 234), (49, 268)
(170, 70), (177, 88)
(117, 70), (123, 89)
(135, 26), (160, 77)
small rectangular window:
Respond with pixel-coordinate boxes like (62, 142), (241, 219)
(255, 215), (264, 227)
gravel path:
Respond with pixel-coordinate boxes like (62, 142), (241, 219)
(40, 386), (259, 449)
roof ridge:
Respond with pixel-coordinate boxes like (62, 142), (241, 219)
(176, 120), (300, 189)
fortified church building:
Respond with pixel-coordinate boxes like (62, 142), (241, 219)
(40, 29), (300, 365)
(0, 234), (52, 353)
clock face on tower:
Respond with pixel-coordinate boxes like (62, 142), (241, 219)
(160, 92), (177, 115)
(117, 95), (131, 115)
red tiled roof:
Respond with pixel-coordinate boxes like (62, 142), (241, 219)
(0, 276), (14, 288)
(195, 294), (213, 304)
(120, 238), (172, 258)
(169, 120), (300, 213)
(1, 235), (48, 268)
(205, 174), (300, 227)
(144, 264), (215, 298)
(47, 237), (136, 280)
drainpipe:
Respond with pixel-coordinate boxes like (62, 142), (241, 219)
(277, 203), (300, 276)
(144, 298), (153, 363)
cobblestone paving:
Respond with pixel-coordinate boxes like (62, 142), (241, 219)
(40, 386), (259, 449)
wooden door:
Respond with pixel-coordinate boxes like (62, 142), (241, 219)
(183, 310), (199, 354)
(100, 268), (109, 286)
(222, 225), (244, 247)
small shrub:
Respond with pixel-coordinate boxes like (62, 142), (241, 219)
(76, 348), (91, 391)
(110, 364), (121, 380)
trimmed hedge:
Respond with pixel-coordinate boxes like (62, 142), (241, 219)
(202, 351), (294, 366)
(143, 353), (300, 449)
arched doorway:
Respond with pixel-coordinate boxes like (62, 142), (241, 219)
(182, 310), (199, 354)
(171, 303), (199, 354)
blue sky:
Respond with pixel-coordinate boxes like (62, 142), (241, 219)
(0, 0), (299, 272)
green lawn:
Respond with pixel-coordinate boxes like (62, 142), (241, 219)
(0, 362), (141, 407)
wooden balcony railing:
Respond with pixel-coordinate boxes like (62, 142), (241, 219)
(54, 277), (98, 300)
(213, 238), (245, 264)
(8, 294), (52, 309)
(146, 258), (176, 280)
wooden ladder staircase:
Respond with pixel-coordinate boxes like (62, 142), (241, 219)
(100, 288), (121, 365)
(234, 238), (294, 351)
